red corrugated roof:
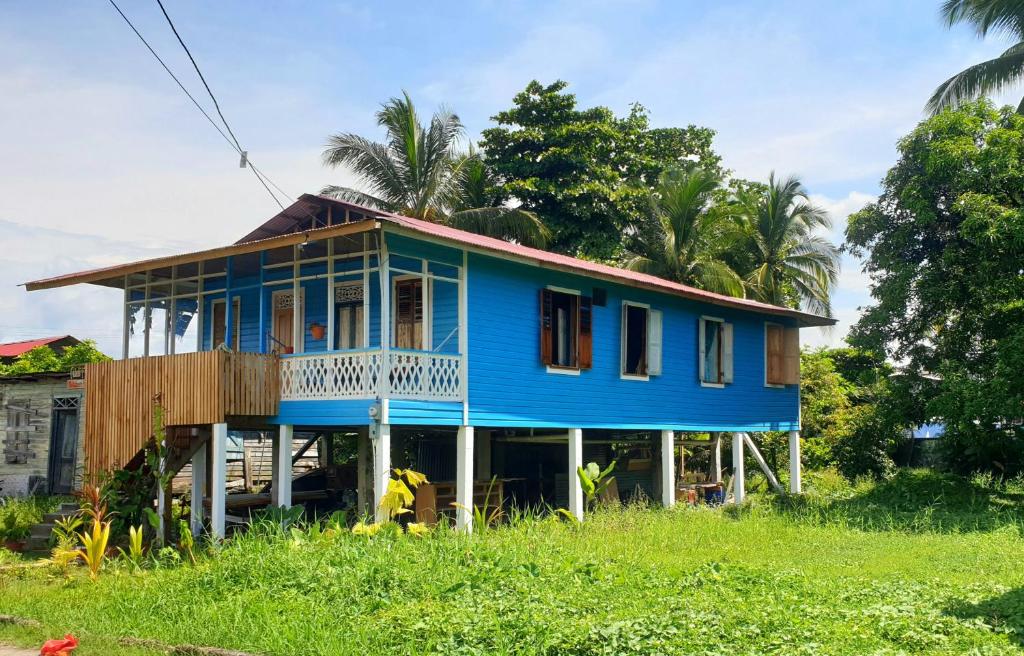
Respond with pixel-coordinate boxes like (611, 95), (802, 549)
(0, 336), (73, 357)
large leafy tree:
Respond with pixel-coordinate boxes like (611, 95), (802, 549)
(928, 0), (1024, 113)
(846, 100), (1024, 474)
(733, 174), (839, 317)
(623, 168), (744, 296)
(322, 92), (549, 247)
(480, 80), (720, 258)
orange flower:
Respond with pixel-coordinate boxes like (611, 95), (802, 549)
(39, 633), (78, 655)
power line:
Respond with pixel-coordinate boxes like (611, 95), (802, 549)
(107, 0), (286, 211)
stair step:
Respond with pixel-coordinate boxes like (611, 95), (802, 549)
(58, 502), (80, 513)
(30, 524), (55, 539)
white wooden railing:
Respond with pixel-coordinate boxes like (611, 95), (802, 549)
(279, 348), (464, 402)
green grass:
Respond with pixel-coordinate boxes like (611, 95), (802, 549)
(1, 470), (1023, 655)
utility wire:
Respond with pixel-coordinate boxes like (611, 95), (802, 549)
(107, 0), (286, 211)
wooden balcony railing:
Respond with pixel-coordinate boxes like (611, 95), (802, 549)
(279, 349), (464, 402)
(84, 351), (279, 477)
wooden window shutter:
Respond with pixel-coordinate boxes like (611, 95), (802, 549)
(648, 309), (663, 376)
(540, 289), (553, 365)
(722, 322), (734, 383)
(578, 295), (593, 369)
(782, 326), (800, 384)
(766, 324), (784, 385)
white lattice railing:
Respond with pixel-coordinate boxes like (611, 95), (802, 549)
(279, 349), (464, 402)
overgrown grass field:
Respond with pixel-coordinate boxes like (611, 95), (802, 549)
(1, 470), (1023, 655)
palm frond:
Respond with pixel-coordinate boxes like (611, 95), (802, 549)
(318, 186), (391, 211)
(447, 207), (550, 247)
(693, 260), (746, 297)
(941, 0), (1024, 38)
(927, 50), (1024, 113)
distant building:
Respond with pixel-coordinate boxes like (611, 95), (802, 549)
(0, 335), (81, 365)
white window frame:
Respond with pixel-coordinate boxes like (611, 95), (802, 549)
(764, 321), (786, 388)
(620, 300), (650, 381)
(545, 285), (582, 375)
(209, 296), (241, 351)
(334, 281), (366, 351)
(699, 315), (726, 388)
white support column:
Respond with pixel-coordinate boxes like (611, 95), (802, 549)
(292, 245), (302, 354)
(788, 430), (802, 494)
(732, 431), (745, 505)
(211, 422), (228, 539)
(274, 425), (293, 509)
(357, 427), (370, 515)
(121, 277), (130, 359)
(568, 428), (584, 521)
(190, 443), (206, 536)
(270, 431), (280, 507)
(711, 432), (723, 483)
(372, 423), (391, 523)
(660, 430), (675, 508)
(456, 425), (475, 532)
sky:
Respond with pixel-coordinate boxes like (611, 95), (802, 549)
(0, 0), (1018, 357)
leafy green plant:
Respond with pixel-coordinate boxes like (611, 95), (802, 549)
(577, 461), (617, 510)
(452, 475), (505, 533)
(117, 525), (145, 569)
(177, 520), (196, 565)
(376, 468), (427, 523)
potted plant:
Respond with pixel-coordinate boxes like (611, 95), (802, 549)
(309, 322), (325, 341)
(1, 513), (29, 552)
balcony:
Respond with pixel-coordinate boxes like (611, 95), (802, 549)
(279, 348), (465, 402)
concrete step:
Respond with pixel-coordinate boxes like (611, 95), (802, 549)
(29, 523), (54, 540)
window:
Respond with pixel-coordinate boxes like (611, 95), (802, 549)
(621, 303), (663, 379)
(335, 283), (364, 350)
(211, 297), (241, 350)
(766, 322), (800, 386)
(540, 288), (592, 370)
(394, 278), (424, 350)
(699, 317), (733, 386)
(765, 323), (785, 385)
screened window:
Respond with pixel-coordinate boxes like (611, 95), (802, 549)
(540, 288), (592, 370)
(699, 317), (733, 386)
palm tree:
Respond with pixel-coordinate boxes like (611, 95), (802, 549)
(928, 0), (1024, 113)
(624, 168), (745, 297)
(733, 173), (839, 317)
(321, 92), (549, 247)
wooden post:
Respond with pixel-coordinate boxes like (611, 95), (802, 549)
(743, 433), (783, 493)
(711, 432), (722, 483)
(456, 425), (475, 532)
(190, 442), (206, 536)
(732, 431), (745, 504)
(372, 423), (391, 523)
(660, 430), (675, 508)
(274, 425), (293, 508)
(357, 427), (370, 515)
(568, 428), (583, 521)
(211, 422), (227, 539)
(788, 430), (802, 493)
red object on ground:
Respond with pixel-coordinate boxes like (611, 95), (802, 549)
(38, 634), (78, 656)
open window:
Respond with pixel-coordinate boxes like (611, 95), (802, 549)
(211, 297), (241, 350)
(540, 288), (592, 371)
(766, 322), (800, 385)
(335, 283), (365, 350)
(699, 316), (733, 386)
(621, 302), (663, 379)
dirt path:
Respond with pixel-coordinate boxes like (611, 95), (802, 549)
(0, 645), (36, 656)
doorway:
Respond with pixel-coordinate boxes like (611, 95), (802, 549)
(49, 397), (80, 494)
(272, 289), (303, 354)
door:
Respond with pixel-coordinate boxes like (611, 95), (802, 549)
(272, 291), (302, 354)
(394, 278), (424, 350)
(49, 403), (79, 494)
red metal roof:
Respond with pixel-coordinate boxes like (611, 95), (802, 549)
(0, 336), (75, 358)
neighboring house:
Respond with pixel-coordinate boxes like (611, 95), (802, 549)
(0, 370), (85, 496)
(0, 335), (80, 365)
(24, 194), (834, 534)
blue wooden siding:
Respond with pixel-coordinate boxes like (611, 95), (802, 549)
(465, 252), (800, 432)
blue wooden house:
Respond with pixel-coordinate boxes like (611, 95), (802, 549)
(25, 195), (833, 534)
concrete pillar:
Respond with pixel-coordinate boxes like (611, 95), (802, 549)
(273, 425), (293, 509)
(568, 428), (584, 521)
(660, 430), (675, 508)
(190, 442), (206, 536)
(788, 430), (802, 494)
(732, 431), (745, 505)
(372, 423), (391, 523)
(211, 423), (228, 539)
(456, 425), (475, 532)
(357, 427), (370, 515)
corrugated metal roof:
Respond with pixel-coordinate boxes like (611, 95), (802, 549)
(24, 194), (836, 326)
(0, 335), (76, 357)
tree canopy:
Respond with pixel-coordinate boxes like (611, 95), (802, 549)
(0, 340), (110, 377)
(846, 100), (1024, 474)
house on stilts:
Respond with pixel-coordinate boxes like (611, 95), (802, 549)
(23, 195), (834, 534)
